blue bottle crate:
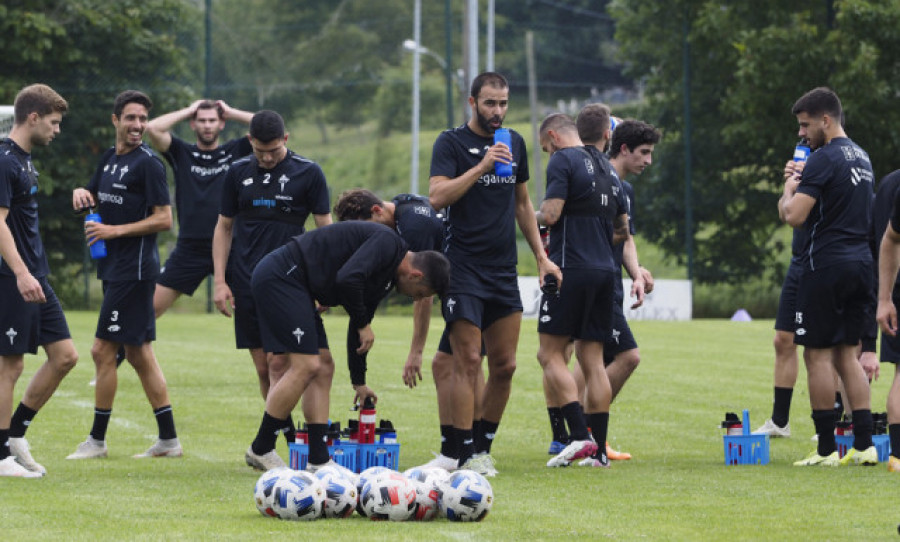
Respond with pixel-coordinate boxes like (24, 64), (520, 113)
(288, 441), (358, 472)
(358, 442), (400, 471)
(835, 434), (891, 462)
(723, 434), (770, 465)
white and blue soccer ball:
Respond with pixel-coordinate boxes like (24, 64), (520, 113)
(271, 470), (325, 521)
(360, 471), (417, 521)
(403, 467), (445, 521)
(254, 467), (292, 518)
(314, 466), (358, 519)
(356, 466), (391, 517)
(438, 469), (494, 522)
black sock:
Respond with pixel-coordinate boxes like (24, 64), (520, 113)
(890, 423), (900, 460)
(812, 409), (837, 456)
(90, 408), (112, 442)
(283, 414), (296, 444)
(771, 387), (793, 428)
(307, 423), (329, 465)
(547, 407), (569, 443)
(116, 346), (126, 368)
(153, 405), (177, 440)
(456, 427), (475, 467)
(9, 402), (37, 438)
(0, 429), (9, 460)
(475, 419), (499, 454)
(251, 411), (287, 456)
(561, 402), (589, 441)
(440, 425), (457, 458)
(585, 412), (610, 456)
(850, 409), (873, 451)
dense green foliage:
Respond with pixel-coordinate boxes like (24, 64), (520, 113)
(610, 0), (900, 285)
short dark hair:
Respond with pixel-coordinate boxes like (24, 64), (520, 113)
(334, 188), (382, 221)
(193, 99), (223, 120)
(470, 72), (508, 99)
(113, 90), (152, 118)
(791, 87), (842, 119)
(410, 250), (450, 299)
(539, 113), (576, 138)
(576, 103), (611, 145)
(14, 84), (68, 124)
(249, 110), (286, 142)
(609, 120), (661, 158)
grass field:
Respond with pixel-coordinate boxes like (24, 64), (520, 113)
(2, 312), (897, 540)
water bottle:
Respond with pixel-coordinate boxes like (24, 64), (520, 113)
(493, 128), (513, 177)
(84, 211), (107, 259)
(793, 139), (810, 163)
(358, 397), (376, 444)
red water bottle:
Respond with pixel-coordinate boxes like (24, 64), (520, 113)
(358, 397), (376, 444)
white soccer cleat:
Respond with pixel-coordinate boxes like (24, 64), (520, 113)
(577, 452), (611, 468)
(66, 437), (108, 460)
(547, 439), (598, 468)
(461, 453), (498, 477)
(9, 437), (47, 475)
(753, 418), (791, 438)
(133, 438), (183, 458)
(244, 446), (286, 471)
(0, 456), (43, 478)
(421, 452), (458, 472)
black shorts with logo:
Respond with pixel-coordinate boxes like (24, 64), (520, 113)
(794, 262), (874, 348)
(538, 268), (616, 342)
(96, 280), (156, 345)
(158, 238), (213, 296)
(0, 274), (71, 355)
(774, 261), (802, 333)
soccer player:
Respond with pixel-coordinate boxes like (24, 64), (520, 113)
(69, 90), (182, 459)
(212, 110), (332, 446)
(536, 113), (640, 468)
(145, 99), (253, 316)
(780, 87), (878, 466)
(428, 72), (561, 476)
(0, 84), (78, 477)
(872, 169), (900, 472)
(243, 221), (450, 471)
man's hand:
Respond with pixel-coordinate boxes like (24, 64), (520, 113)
(858, 351), (880, 382)
(402, 353), (423, 389)
(877, 299), (898, 337)
(640, 267), (654, 294)
(353, 384), (378, 406)
(214, 282), (234, 317)
(16, 272), (45, 304)
(629, 276), (646, 309)
(357, 325), (375, 354)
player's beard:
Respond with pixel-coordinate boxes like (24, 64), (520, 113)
(476, 109), (503, 135)
(197, 132), (218, 147)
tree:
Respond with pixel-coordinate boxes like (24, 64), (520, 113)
(609, 0), (900, 285)
(0, 0), (200, 307)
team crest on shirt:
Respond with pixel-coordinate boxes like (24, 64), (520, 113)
(278, 175), (290, 192)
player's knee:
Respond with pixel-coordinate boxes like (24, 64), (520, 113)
(617, 350), (640, 373)
(432, 353), (453, 381)
(52, 349), (79, 374)
(489, 356), (516, 381)
(0, 357), (25, 380)
(773, 331), (795, 355)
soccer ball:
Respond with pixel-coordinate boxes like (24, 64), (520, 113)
(254, 467), (291, 518)
(314, 467), (358, 519)
(356, 466), (391, 517)
(438, 469), (494, 522)
(271, 470), (325, 521)
(360, 471), (417, 521)
(403, 467), (444, 521)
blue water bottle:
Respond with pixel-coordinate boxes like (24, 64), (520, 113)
(793, 139), (810, 163)
(493, 127), (513, 177)
(84, 210), (107, 259)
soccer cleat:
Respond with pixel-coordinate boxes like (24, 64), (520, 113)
(606, 441), (632, 461)
(548, 440), (566, 455)
(460, 453), (498, 477)
(66, 437), (108, 460)
(9, 437), (47, 475)
(0, 456), (42, 478)
(753, 418), (791, 438)
(793, 450), (840, 467)
(244, 446), (286, 471)
(839, 445), (878, 466)
(133, 438), (183, 458)
(577, 452), (610, 468)
(887, 456), (900, 472)
(547, 439), (598, 467)
(421, 452), (458, 472)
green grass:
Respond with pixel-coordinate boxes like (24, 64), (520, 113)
(3, 313), (897, 540)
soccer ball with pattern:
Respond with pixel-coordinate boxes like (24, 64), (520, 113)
(271, 470), (325, 521)
(360, 471), (417, 521)
(314, 466), (357, 518)
(254, 467), (292, 518)
(438, 469), (493, 522)
(356, 466), (391, 517)
(403, 467), (444, 520)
